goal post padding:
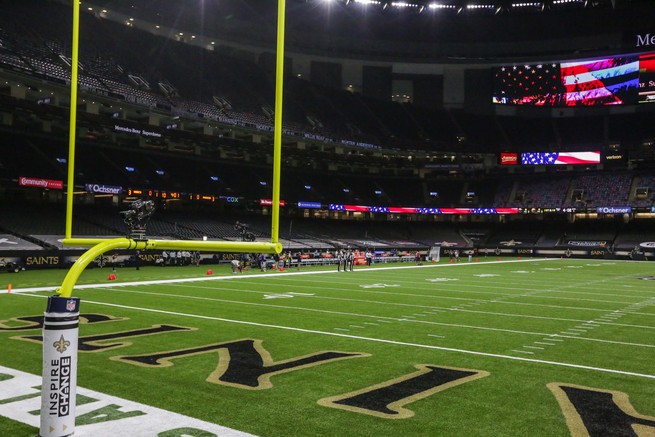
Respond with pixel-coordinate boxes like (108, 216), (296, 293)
(427, 246), (441, 262)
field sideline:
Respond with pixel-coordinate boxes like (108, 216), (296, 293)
(1, 257), (654, 436)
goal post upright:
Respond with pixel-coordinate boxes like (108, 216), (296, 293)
(270, 0), (286, 244)
(64, 0), (80, 241)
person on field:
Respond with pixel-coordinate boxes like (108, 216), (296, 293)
(347, 249), (354, 271)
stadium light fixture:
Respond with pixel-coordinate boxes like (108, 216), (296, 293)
(466, 4), (496, 10)
(353, 0), (382, 5)
(391, 2), (420, 8)
(427, 3), (457, 10)
(549, 0), (587, 7)
(511, 2), (543, 8)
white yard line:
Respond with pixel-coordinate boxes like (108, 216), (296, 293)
(87, 285), (655, 331)
(229, 278), (655, 317)
(14, 284), (652, 349)
(15, 293), (655, 380)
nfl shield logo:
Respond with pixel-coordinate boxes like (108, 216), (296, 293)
(66, 300), (76, 312)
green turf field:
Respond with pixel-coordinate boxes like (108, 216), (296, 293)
(1, 258), (654, 436)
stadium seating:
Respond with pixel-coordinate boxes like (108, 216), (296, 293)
(2, 0), (655, 264)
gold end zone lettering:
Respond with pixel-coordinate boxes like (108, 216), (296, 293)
(113, 338), (369, 390)
(76, 325), (195, 352)
(14, 324), (194, 352)
(318, 365), (489, 419)
(548, 383), (655, 437)
(0, 314), (124, 331)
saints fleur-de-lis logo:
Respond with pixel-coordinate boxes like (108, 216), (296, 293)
(500, 239), (522, 246)
(53, 335), (70, 354)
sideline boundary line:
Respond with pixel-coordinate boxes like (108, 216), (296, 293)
(3, 258), (556, 294)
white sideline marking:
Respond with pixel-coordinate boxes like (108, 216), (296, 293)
(360, 284), (401, 289)
(0, 365), (255, 437)
(262, 292), (314, 299)
(1, 258), (556, 295)
(15, 293), (655, 380)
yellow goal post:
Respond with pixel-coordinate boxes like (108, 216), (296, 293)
(57, 0), (286, 298)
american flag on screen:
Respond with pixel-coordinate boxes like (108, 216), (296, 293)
(493, 64), (563, 105)
(521, 151), (600, 165)
(369, 206), (390, 213)
(560, 57), (639, 106)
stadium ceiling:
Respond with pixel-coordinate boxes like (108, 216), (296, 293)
(79, 0), (654, 57)
(82, 0), (647, 16)
(311, 0), (623, 15)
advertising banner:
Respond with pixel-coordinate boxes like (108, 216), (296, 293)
(500, 153), (518, 165)
(19, 177), (63, 190)
(259, 199), (286, 207)
(297, 201), (322, 209)
(84, 184), (122, 195)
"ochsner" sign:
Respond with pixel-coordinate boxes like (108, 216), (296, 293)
(85, 184), (123, 195)
(596, 206), (632, 214)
